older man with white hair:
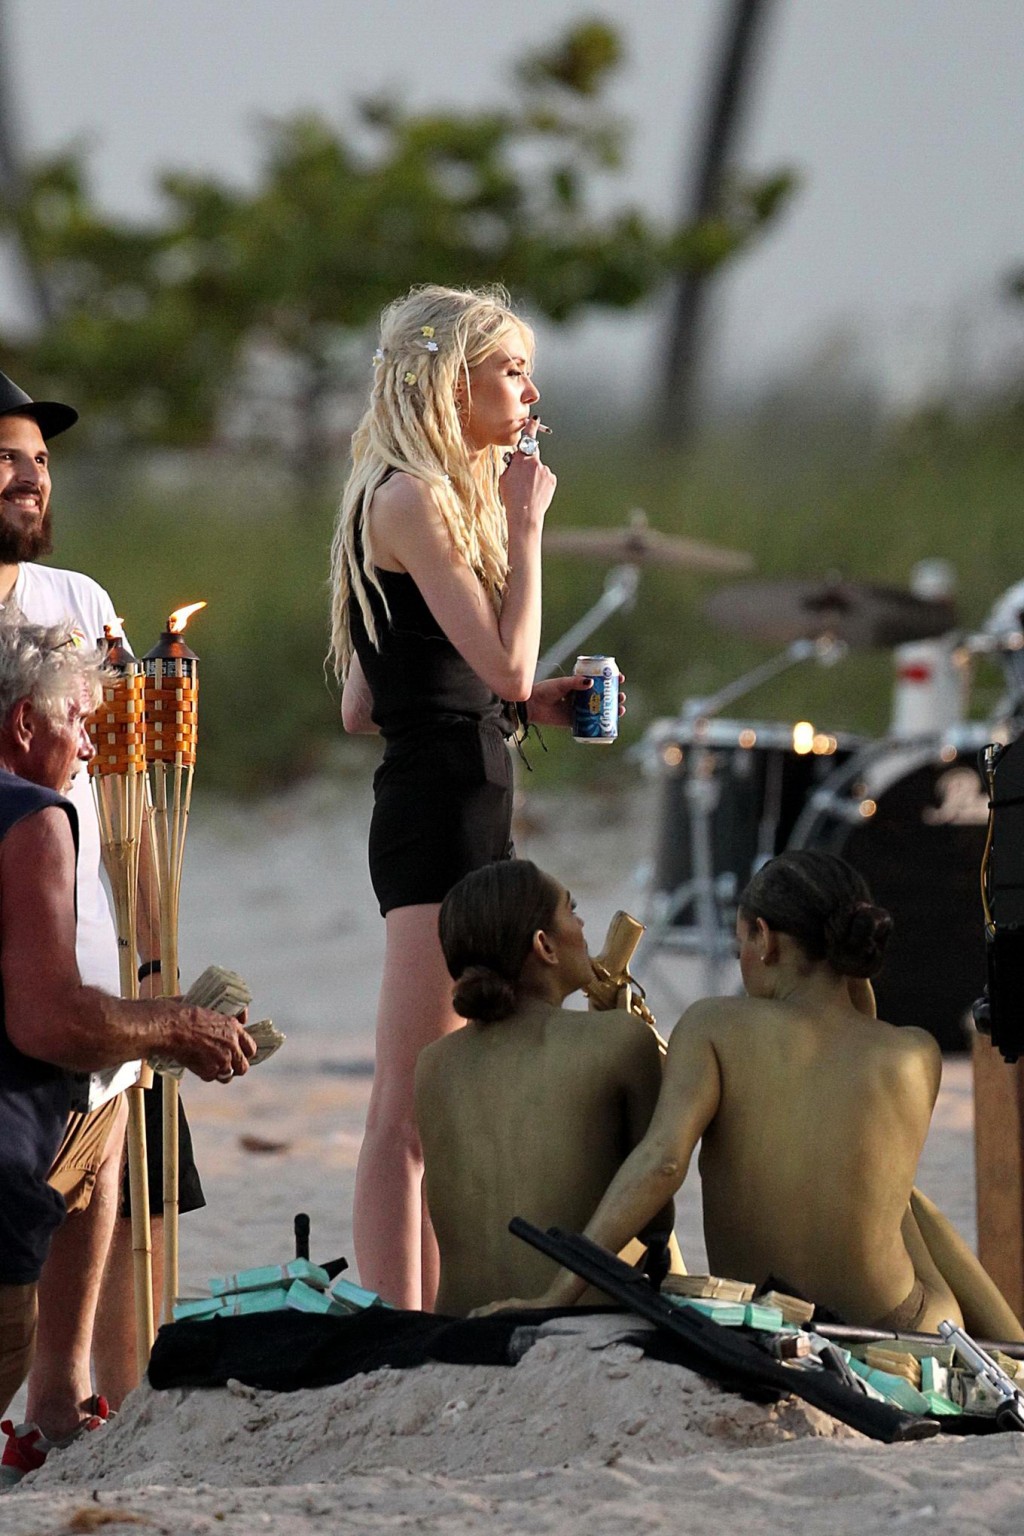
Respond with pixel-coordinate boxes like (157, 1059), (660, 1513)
(0, 619), (254, 1447)
(0, 369), (209, 1477)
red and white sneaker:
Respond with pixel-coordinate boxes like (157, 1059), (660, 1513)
(0, 1395), (112, 1489)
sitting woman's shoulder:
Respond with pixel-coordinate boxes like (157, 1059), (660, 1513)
(677, 995), (755, 1032)
(416, 1027), (465, 1079)
(884, 1021), (943, 1070)
(577, 1010), (664, 1071)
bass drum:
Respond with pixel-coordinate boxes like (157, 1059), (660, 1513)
(647, 717), (860, 928)
(788, 728), (994, 1051)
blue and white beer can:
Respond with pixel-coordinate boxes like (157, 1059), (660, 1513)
(572, 655), (619, 745)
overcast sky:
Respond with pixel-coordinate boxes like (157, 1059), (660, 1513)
(4, 0), (1024, 411)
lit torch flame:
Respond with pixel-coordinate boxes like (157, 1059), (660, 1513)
(167, 602), (207, 634)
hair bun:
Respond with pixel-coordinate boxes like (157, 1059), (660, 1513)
(452, 964), (517, 1024)
(824, 900), (893, 978)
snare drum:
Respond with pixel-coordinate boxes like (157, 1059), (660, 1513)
(787, 725), (996, 1050)
(647, 717), (861, 929)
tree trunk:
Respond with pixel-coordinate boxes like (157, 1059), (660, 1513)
(292, 350), (334, 505)
(657, 0), (777, 448)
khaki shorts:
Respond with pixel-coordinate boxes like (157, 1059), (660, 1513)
(48, 1094), (126, 1214)
(0, 1096), (125, 1417)
(0, 1283), (36, 1421)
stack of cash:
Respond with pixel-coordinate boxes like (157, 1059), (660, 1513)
(172, 1258), (388, 1322)
(185, 964), (251, 1015)
(660, 1275), (755, 1303)
(150, 964), (285, 1076)
(755, 1289), (815, 1325)
(861, 1347), (922, 1386)
(991, 1350), (1024, 1383)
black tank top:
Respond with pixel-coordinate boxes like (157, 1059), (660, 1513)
(350, 530), (512, 740)
(0, 770), (78, 1283)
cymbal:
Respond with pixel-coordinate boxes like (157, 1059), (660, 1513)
(544, 509), (754, 575)
(705, 577), (957, 649)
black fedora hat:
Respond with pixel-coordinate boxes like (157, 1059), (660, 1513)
(0, 368), (78, 440)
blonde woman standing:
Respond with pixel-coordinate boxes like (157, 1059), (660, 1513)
(330, 285), (591, 1310)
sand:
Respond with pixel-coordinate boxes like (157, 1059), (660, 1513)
(2, 777), (1020, 1534)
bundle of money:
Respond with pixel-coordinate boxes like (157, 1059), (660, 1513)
(150, 964), (285, 1076)
(186, 964), (251, 1015)
(861, 1347), (922, 1386)
(172, 1260), (389, 1323)
(991, 1350), (1024, 1383)
(754, 1289), (815, 1325)
(764, 1332), (811, 1360)
(243, 1017), (285, 1066)
(660, 1274), (755, 1303)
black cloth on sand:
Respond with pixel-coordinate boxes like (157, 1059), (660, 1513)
(350, 557), (514, 915)
(148, 1308), (720, 1395)
(147, 1308), (999, 1441)
(147, 1308), (573, 1392)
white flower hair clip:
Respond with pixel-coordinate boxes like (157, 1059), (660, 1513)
(371, 347), (385, 367)
(420, 325), (439, 353)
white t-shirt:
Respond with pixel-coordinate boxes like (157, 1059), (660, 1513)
(9, 562), (121, 994)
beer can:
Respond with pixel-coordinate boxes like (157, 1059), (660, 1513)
(572, 655), (619, 745)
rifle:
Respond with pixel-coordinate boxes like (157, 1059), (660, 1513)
(507, 1218), (943, 1443)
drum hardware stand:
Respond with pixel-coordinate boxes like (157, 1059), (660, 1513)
(641, 635), (847, 998)
(680, 634), (846, 721)
(962, 625), (1024, 736)
(535, 563), (640, 679)
(641, 745), (736, 994)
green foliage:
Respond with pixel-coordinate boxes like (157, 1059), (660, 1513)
(54, 483), (341, 795)
(516, 20), (624, 99)
(668, 169), (799, 274)
(49, 401), (1024, 797)
(0, 19), (793, 466)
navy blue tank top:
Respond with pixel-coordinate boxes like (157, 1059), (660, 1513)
(0, 770), (78, 1284)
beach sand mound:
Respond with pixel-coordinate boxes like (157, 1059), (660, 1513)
(30, 1317), (857, 1493)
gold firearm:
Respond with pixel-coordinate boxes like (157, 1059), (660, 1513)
(585, 911), (667, 1053)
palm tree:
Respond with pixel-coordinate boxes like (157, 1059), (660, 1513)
(658, 0), (778, 446)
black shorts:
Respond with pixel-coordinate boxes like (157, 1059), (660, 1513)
(369, 719), (514, 915)
(119, 1081), (205, 1218)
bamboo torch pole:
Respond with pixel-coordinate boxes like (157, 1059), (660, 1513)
(87, 624), (154, 1369)
(143, 601), (205, 1323)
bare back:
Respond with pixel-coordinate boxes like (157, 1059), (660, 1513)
(679, 995), (943, 1322)
(415, 1000), (663, 1315)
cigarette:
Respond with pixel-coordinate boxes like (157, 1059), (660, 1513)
(531, 417), (552, 434)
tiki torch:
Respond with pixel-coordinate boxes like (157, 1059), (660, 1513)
(87, 622), (155, 1366)
(143, 601), (205, 1321)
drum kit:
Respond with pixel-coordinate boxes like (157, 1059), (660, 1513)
(545, 515), (1024, 1051)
